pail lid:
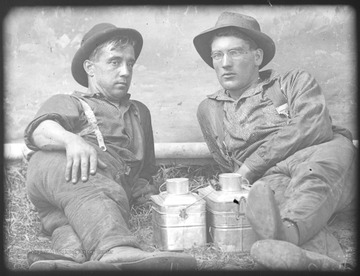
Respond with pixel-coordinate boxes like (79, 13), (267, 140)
(219, 173), (242, 191)
(166, 178), (189, 194)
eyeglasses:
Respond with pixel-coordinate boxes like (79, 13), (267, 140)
(211, 48), (250, 61)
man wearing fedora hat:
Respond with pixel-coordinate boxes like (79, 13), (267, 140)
(194, 12), (356, 270)
(24, 23), (196, 270)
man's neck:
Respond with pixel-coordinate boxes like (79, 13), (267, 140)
(228, 77), (261, 100)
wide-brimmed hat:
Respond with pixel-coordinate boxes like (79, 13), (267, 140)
(193, 12), (275, 69)
(71, 23), (143, 87)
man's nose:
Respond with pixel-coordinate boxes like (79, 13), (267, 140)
(119, 62), (130, 76)
(221, 53), (232, 67)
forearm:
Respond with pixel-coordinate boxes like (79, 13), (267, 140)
(32, 120), (78, 150)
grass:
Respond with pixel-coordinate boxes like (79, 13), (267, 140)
(3, 159), (357, 271)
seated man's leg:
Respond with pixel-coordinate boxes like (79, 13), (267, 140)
(246, 134), (356, 269)
(26, 150), (197, 270)
(279, 133), (356, 245)
(26, 150), (139, 261)
(27, 160), (86, 264)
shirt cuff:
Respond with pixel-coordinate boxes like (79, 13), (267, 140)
(244, 151), (270, 177)
(24, 113), (71, 151)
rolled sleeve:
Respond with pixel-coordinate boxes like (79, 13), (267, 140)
(24, 94), (82, 150)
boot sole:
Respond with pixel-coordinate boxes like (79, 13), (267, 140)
(115, 253), (197, 270)
(29, 260), (117, 271)
(29, 254), (197, 271)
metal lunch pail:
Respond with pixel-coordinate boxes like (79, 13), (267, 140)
(151, 178), (206, 251)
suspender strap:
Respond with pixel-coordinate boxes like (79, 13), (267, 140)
(74, 97), (107, 151)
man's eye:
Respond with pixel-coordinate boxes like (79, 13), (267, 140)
(128, 62), (134, 68)
(211, 52), (223, 60)
(111, 60), (119, 66)
(229, 49), (242, 57)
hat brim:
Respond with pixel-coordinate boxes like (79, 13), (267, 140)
(193, 25), (275, 69)
(71, 28), (143, 87)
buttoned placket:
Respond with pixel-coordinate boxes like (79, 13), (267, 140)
(95, 96), (135, 176)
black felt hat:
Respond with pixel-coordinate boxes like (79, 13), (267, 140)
(71, 23), (143, 87)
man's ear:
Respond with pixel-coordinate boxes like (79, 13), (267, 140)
(83, 60), (94, 77)
(254, 48), (264, 67)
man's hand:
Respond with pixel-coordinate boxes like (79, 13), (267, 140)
(132, 178), (158, 205)
(65, 135), (107, 184)
(31, 120), (107, 184)
(235, 163), (256, 184)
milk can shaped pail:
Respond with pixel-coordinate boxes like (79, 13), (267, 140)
(151, 178), (206, 251)
(198, 173), (258, 252)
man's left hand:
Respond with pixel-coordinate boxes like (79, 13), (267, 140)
(235, 163), (256, 184)
(132, 178), (158, 205)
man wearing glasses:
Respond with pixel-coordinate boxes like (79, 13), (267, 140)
(194, 12), (356, 271)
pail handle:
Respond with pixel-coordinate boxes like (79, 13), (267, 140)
(235, 196), (247, 220)
(209, 226), (214, 241)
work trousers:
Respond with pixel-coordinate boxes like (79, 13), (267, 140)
(26, 150), (140, 262)
(204, 129), (357, 262)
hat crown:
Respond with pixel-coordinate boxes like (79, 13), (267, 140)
(81, 23), (117, 46)
(215, 12), (261, 32)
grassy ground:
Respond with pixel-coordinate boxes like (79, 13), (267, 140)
(3, 159), (357, 271)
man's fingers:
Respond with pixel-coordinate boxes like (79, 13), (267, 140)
(71, 158), (80, 184)
(65, 157), (73, 182)
(80, 157), (89, 182)
(89, 154), (97, 175)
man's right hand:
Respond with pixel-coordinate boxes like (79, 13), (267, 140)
(32, 120), (107, 184)
(65, 135), (107, 184)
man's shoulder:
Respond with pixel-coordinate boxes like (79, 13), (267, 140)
(197, 96), (220, 115)
(130, 99), (149, 110)
(280, 68), (314, 82)
(130, 99), (151, 117)
(42, 93), (75, 104)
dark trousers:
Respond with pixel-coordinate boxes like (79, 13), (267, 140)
(26, 150), (140, 261)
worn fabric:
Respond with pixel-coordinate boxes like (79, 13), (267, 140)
(25, 91), (157, 261)
(24, 91), (157, 183)
(198, 69), (353, 176)
(197, 69), (357, 262)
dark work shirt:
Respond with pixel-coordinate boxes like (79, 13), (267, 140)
(24, 91), (157, 183)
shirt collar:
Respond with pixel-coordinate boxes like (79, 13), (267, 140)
(72, 90), (132, 105)
(207, 69), (280, 101)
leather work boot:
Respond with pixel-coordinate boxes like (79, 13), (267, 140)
(29, 260), (119, 271)
(246, 182), (284, 240)
(250, 239), (343, 271)
(99, 246), (197, 270)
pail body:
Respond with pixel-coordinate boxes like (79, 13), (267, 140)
(198, 175), (258, 252)
(151, 178), (206, 251)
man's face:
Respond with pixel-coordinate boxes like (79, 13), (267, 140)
(211, 36), (262, 94)
(89, 44), (135, 102)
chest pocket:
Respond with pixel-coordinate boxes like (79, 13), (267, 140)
(265, 79), (290, 119)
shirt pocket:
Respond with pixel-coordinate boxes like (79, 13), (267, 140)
(245, 97), (289, 144)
